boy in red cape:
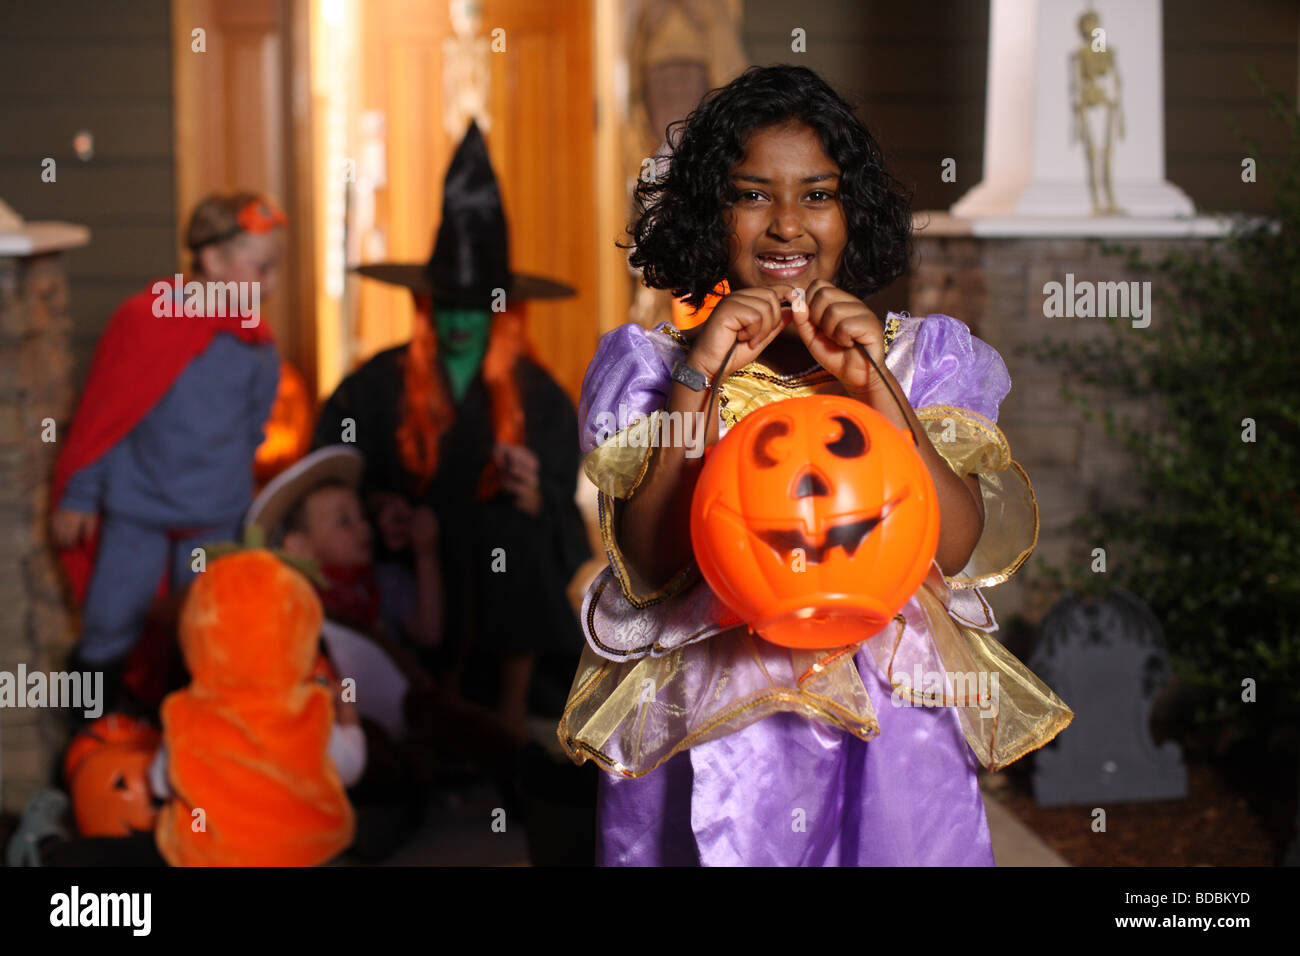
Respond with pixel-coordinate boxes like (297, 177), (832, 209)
(51, 193), (284, 698)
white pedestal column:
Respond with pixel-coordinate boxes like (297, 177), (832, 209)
(952, 0), (1195, 221)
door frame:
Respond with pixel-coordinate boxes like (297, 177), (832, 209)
(170, 0), (319, 398)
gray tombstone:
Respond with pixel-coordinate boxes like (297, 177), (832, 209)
(1030, 588), (1187, 806)
(4, 788), (69, 867)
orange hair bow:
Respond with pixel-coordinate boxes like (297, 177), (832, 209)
(237, 198), (288, 234)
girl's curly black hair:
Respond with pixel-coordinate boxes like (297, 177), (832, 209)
(624, 64), (914, 309)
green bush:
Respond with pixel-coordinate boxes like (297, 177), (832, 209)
(1025, 75), (1300, 735)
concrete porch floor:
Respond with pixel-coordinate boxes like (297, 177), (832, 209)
(359, 772), (1069, 867)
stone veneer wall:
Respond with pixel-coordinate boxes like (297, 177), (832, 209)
(909, 235), (1223, 630)
(0, 251), (78, 815)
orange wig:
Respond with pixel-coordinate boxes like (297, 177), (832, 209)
(396, 299), (533, 497)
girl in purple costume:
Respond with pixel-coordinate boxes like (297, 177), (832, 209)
(558, 65), (1070, 866)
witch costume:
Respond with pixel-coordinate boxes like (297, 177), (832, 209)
(558, 313), (1073, 865)
(313, 121), (591, 714)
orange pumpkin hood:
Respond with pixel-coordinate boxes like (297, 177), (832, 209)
(155, 549), (355, 866)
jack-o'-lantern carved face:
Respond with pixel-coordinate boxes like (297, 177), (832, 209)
(63, 714), (160, 784)
(254, 358), (314, 486)
(68, 746), (160, 837)
(64, 714), (162, 837)
(690, 395), (940, 649)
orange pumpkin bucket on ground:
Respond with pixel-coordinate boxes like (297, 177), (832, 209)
(690, 395), (940, 649)
(63, 713), (161, 784)
(64, 714), (162, 837)
(254, 358), (315, 487)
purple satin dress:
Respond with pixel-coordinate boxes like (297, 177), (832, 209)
(579, 313), (1011, 866)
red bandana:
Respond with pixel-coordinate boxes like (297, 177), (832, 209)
(315, 563), (381, 633)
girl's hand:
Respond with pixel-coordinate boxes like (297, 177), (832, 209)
(686, 284), (798, 384)
(495, 443), (542, 516)
(370, 491), (413, 553)
(52, 509), (98, 549)
(789, 279), (887, 399)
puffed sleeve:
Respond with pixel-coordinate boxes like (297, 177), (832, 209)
(578, 323), (697, 607)
(902, 314), (1039, 591)
(578, 323), (682, 498)
(907, 313), (1011, 422)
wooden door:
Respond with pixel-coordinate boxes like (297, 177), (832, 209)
(171, 0), (317, 395)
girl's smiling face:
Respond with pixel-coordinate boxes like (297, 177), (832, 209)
(724, 121), (848, 307)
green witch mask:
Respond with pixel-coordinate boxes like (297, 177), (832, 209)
(435, 306), (491, 402)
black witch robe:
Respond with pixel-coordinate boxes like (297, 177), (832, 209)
(312, 346), (591, 711)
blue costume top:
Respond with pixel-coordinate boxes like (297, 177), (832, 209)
(61, 333), (279, 527)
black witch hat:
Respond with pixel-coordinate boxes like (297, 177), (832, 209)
(353, 119), (574, 306)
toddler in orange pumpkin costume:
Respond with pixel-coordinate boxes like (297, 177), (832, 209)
(154, 548), (355, 866)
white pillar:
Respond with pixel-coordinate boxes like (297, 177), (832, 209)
(953, 0), (1195, 220)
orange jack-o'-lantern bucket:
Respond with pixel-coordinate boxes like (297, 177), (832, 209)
(690, 395), (940, 650)
(64, 714), (162, 837)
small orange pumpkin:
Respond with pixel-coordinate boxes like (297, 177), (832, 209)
(690, 395), (940, 649)
(63, 714), (161, 786)
(254, 358), (315, 486)
(64, 715), (162, 837)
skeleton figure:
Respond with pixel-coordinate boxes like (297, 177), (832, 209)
(1069, 8), (1125, 215)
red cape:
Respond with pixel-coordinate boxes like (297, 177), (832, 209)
(52, 277), (275, 604)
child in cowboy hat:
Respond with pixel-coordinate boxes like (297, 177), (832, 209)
(245, 445), (528, 787)
(248, 444), (443, 656)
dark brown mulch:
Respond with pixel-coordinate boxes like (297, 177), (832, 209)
(983, 756), (1286, 866)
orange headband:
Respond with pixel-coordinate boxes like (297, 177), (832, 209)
(191, 198), (288, 251)
(237, 198), (288, 234)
